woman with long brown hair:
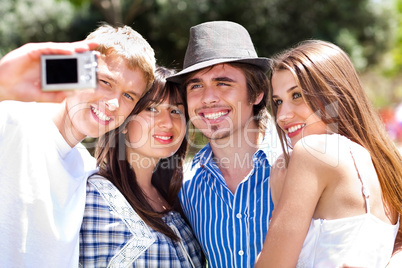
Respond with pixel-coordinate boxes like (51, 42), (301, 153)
(79, 66), (204, 267)
(255, 40), (402, 267)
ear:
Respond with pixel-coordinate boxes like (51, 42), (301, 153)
(253, 92), (264, 105)
(122, 128), (128, 134)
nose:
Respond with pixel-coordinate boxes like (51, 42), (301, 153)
(157, 110), (174, 129)
(276, 103), (294, 123)
(105, 98), (119, 111)
(201, 85), (219, 105)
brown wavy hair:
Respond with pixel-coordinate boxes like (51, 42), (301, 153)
(268, 39), (402, 221)
(94, 66), (188, 241)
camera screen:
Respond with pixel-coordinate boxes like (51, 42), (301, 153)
(45, 58), (78, 84)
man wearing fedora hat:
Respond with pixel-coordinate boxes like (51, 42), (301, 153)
(167, 21), (280, 268)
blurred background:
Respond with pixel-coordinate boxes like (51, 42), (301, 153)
(1, 0), (401, 151)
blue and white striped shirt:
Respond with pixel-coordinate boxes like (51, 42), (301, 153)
(180, 132), (279, 268)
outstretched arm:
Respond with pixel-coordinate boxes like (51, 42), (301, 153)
(0, 41), (98, 102)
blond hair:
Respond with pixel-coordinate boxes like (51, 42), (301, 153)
(86, 24), (156, 91)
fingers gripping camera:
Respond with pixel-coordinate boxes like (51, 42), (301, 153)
(41, 51), (98, 91)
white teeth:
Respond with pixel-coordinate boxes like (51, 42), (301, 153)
(154, 135), (172, 140)
(288, 124), (306, 134)
(203, 111), (228, 120)
(91, 106), (111, 121)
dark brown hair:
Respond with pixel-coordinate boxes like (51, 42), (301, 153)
(230, 62), (270, 134)
(94, 66), (188, 241)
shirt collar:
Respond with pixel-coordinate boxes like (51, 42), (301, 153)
(191, 143), (213, 169)
(190, 123), (282, 170)
(190, 142), (270, 171)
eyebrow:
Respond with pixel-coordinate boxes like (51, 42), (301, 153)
(151, 100), (185, 107)
(99, 73), (117, 85)
(128, 90), (140, 97)
(213, 77), (236, 83)
(272, 85), (298, 99)
(185, 76), (236, 87)
(100, 73), (139, 97)
(184, 78), (200, 87)
(168, 101), (185, 107)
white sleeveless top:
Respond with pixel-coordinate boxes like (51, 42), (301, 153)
(296, 135), (399, 268)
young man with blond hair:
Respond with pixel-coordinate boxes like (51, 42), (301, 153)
(0, 24), (155, 267)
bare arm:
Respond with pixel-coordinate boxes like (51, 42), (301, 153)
(255, 137), (335, 267)
(270, 153), (288, 206)
(0, 41), (98, 102)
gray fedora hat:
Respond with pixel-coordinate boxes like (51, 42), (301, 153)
(167, 21), (270, 84)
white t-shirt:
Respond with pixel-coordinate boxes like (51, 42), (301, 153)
(0, 101), (97, 267)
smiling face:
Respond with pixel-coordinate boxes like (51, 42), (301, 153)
(125, 97), (186, 163)
(65, 54), (148, 143)
(185, 64), (262, 142)
(271, 69), (327, 146)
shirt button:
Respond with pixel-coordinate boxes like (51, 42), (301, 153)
(238, 250), (244, 256)
(236, 213), (242, 219)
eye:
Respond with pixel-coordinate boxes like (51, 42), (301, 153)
(217, 82), (230, 86)
(123, 92), (134, 101)
(100, 80), (111, 87)
(146, 106), (158, 112)
(273, 98), (282, 106)
(171, 108), (184, 115)
(292, 92), (302, 99)
(187, 83), (201, 91)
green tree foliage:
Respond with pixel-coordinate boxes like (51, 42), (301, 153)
(0, 0), (77, 57)
(390, 0), (402, 75)
(1, 0), (394, 71)
(1, 0), (397, 150)
(126, 0), (394, 71)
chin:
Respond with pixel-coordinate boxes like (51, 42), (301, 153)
(290, 138), (300, 147)
(205, 130), (231, 140)
(154, 150), (177, 159)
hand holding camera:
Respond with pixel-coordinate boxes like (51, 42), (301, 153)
(41, 51), (98, 91)
(0, 41), (98, 102)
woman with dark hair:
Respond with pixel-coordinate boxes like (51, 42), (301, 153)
(79, 67), (204, 267)
(255, 40), (402, 267)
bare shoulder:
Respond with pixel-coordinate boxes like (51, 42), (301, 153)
(292, 134), (349, 172)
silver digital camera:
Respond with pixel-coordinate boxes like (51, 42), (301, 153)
(41, 51), (98, 91)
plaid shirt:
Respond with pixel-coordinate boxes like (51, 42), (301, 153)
(79, 176), (204, 267)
